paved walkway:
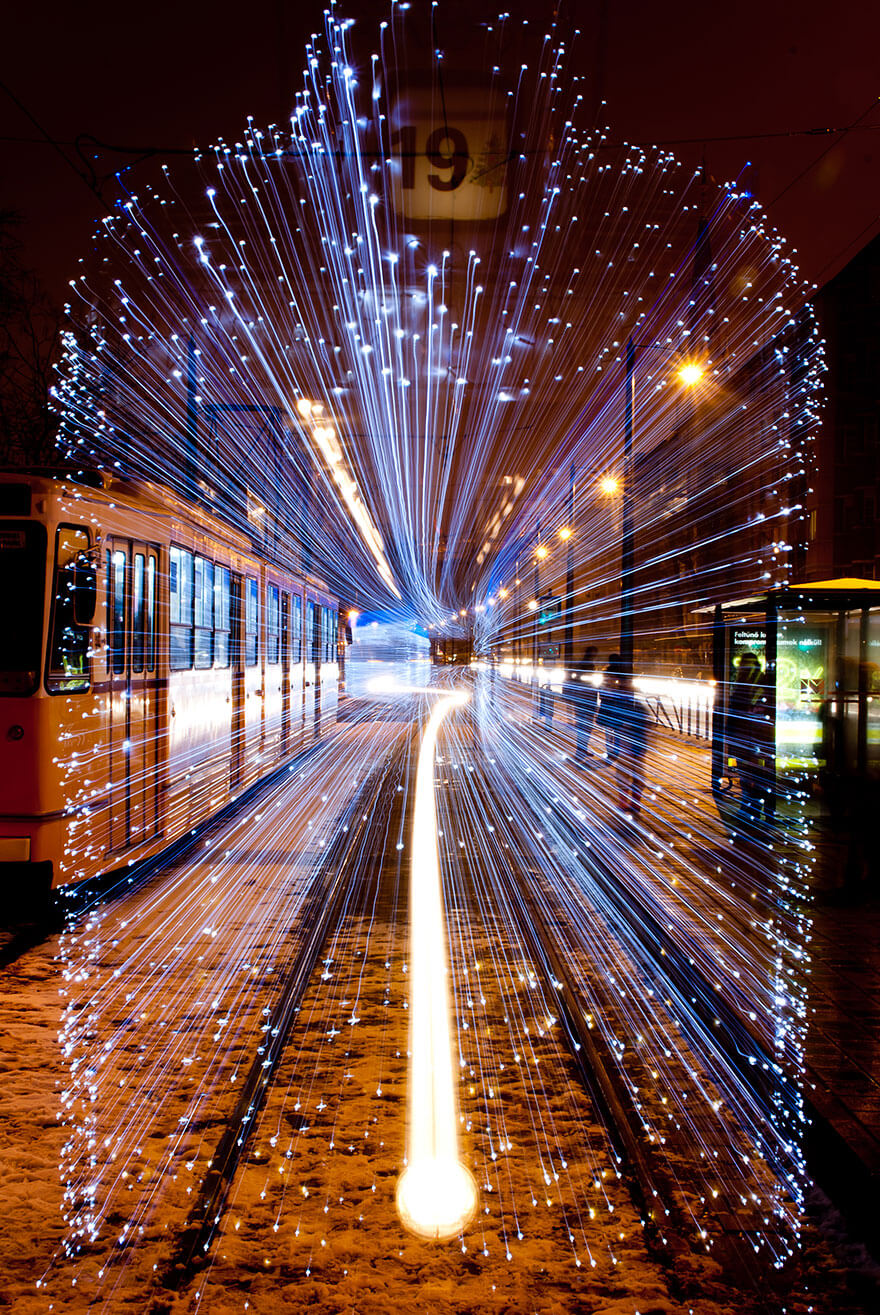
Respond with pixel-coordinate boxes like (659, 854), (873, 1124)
(804, 826), (880, 1178)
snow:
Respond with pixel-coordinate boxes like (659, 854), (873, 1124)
(0, 713), (879, 1312)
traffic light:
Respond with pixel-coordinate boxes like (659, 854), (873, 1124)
(537, 592), (561, 662)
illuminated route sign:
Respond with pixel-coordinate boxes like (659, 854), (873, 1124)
(389, 90), (509, 223)
(537, 592), (562, 663)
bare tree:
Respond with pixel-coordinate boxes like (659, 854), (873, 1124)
(0, 211), (61, 465)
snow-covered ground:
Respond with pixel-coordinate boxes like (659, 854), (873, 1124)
(1, 698), (879, 1313)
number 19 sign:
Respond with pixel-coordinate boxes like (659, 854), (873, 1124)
(388, 91), (509, 223)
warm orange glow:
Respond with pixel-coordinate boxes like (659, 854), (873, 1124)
(498, 587), (508, 598)
(558, 526), (572, 541)
(599, 475), (620, 496)
(535, 545), (548, 560)
(677, 361), (704, 387)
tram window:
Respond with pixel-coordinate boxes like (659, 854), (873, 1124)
(46, 526), (92, 693)
(292, 594), (302, 664)
(214, 566), (231, 668)
(146, 556), (156, 671)
(266, 585), (280, 664)
(0, 521), (45, 696)
(110, 549), (126, 677)
(194, 555), (214, 669)
(245, 577), (259, 666)
(169, 546), (194, 671)
(306, 600), (315, 662)
(132, 554), (145, 673)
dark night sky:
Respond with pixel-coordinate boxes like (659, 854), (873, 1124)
(3, 0), (879, 304)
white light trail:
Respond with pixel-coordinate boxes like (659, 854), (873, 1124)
(396, 688), (478, 1241)
(43, 0), (824, 1286)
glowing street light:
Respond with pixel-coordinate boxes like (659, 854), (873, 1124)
(621, 339), (704, 672)
(677, 361), (705, 388)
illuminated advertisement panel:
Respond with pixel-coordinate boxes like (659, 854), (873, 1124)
(776, 621), (829, 769)
(730, 622), (829, 769)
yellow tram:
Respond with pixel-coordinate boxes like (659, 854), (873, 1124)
(0, 469), (339, 895)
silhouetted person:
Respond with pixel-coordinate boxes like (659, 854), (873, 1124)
(597, 652), (627, 760)
(536, 637), (559, 725)
(615, 675), (650, 817)
(566, 645), (599, 764)
(727, 651), (767, 820)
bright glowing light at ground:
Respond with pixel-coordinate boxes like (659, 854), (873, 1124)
(396, 1158), (478, 1243)
(397, 688), (478, 1242)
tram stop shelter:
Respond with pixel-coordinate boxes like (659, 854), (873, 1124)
(710, 579), (880, 821)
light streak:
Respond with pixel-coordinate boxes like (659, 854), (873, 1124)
(396, 688), (477, 1241)
(32, 0), (826, 1297)
(297, 398), (401, 599)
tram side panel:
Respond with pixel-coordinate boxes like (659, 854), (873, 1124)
(1, 504), (119, 889)
(1, 473), (339, 897)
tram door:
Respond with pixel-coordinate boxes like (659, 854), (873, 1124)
(320, 605), (339, 720)
(280, 592), (291, 753)
(229, 572), (245, 791)
(107, 538), (160, 852)
(291, 592), (304, 746)
(304, 596), (322, 736)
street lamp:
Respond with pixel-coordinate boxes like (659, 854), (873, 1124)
(621, 336), (704, 675)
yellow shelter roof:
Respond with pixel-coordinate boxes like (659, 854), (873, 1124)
(792, 578), (880, 591)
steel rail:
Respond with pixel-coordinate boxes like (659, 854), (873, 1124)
(162, 735), (411, 1288)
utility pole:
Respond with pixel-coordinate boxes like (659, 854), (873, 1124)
(565, 460), (575, 668)
(621, 337), (636, 676)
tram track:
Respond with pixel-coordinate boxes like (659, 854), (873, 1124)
(177, 701), (685, 1314)
(24, 694), (797, 1311)
(437, 721), (698, 1283)
(466, 698), (804, 1282)
(503, 743), (802, 1162)
(160, 734), (414, 1290)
